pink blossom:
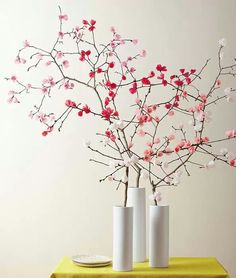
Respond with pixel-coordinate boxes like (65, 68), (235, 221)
(15, 57), (21, 64)
(110, 26), (116, 33)
(45, 61), (52, 66)
(140, 50), (147, 57)
(188, 146), (196, 154)
(108, 175), (114, 181)
(11, 75), (17, 82)
(36, 112), (47, 123)
(62, 60), (69, 68)
(59, 14), (68, 21)
(122, 61), (127, 67)
(58, 31), (64, 39)
(167, 132), (175, 141)
(146, 141), (153, 147)
(28, 111), (34, 119)
(168, 111), (175, 116)
(37, 53), (43, 60)
(226, 130), (236, 138)
(137, 129), (145, 137)
(144, 148), (153, 161)
(41, 87), (48, 94)
(23, 40), (30, 48)
(175, 146), (180, 153)
(216, 79), (221, 86)
(128, 141), (134, 149)
(132, 39), (138, 44)
(154, 138), (160, 144)
(130, 67), (136, 73)
(164, 147), (172, 155)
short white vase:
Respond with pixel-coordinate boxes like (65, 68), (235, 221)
(149, 205), (169, 268)
(127, 187), (146, 262)
(113, 206), (133, 271)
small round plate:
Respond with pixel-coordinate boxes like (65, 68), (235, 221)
(72, 255), (112, 265)
(73, 261), (111, 268)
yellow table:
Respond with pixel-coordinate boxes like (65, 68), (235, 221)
(50, 257), (230, 278)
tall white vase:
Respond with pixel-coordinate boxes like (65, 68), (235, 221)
(149, 205), (169, 268)
(127, 187), (146, 262)
(113, 206), (133, 271)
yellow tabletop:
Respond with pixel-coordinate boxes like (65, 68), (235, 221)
(50, 256), (230, 278)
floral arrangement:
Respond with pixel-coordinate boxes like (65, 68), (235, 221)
(5, 8), (236, 207)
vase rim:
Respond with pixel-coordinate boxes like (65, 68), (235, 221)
(128, 187), (145, 190)
(113, 206), (133, 209)
(149, 204), (169, 208)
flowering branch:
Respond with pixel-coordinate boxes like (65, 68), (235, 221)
(5, 9), (236, 206)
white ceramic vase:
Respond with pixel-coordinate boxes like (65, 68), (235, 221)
(149, 205), (169, 268)
(127, 187), (146, 262)
(113, 206), (133, 271)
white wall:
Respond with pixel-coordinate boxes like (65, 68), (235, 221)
(0, 0), (236, 277)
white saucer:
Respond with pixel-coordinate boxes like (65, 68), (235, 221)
(72, 255), (112, 266)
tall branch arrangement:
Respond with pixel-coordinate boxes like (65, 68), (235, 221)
(5, 8), (236, 207)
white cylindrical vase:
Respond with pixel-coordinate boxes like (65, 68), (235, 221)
(149, 205), (169, 268)
(113, 206), (133, 271)
(127, 187), (146, 262)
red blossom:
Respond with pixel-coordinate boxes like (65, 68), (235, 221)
(229, 160), (235, 166)
(157, 73), (165, 80)
(109, 62), (115, 68)
(90, 19), (96, 26)
(165, 103), (172, 109)
(122, 75), (127, 81)
(183, 72), (189, 77)
(65, 99), (76, 107)
(190, 69), (196, 74)
(179, 68), (185, 74)
(82, 19), (89, 25)
(162, 79), (168, 86)
(129, 82), (137, 94)
(42, 131), (48, 136)
(104, 97), (110, 106)
(185, 77), (191, 84)
(105, 80), (117, 90)
(149, 71), (155, 78)
(156, 64), (167, 72)
(109, 91), (116, 99)
(141, 77), (151, 85)
(78, 111), (83, 117)
(85, 50), (91, 56)
(101, 107), (118, 120)
(174, 79), (184, 87)
(88, 26), (95, 31)
(82, 105), (91, 114)
(89, 71), (95, 78)
(97, 68), (102, 73)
